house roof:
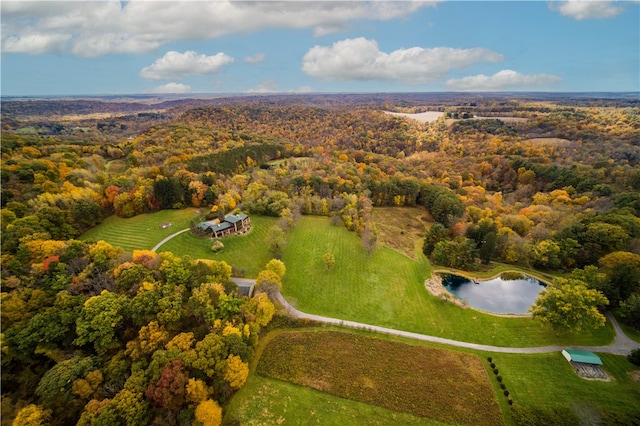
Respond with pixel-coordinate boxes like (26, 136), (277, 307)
(197, 220), (231, 232)
(225, 213), (248, 224)
(562, 349), (603, 365)
(209, 222), (232, 232)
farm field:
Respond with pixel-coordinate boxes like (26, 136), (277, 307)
(281, 216), (614, 348)
(255, 330), (503, 426)
(225, 329), (640, 426)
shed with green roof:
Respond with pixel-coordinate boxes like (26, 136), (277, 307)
(562, 349), (603, 365)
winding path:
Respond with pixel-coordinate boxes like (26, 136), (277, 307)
(152, 228), (190, 252)
(239, 280), (639, 355)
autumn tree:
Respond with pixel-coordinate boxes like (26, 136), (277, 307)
(599, 251), (640, 306)
(248, 292), (275, 327)
(529, 278), (609, 335)
(194, 399), (223, 426)
(224, 354), (249, 389)
(145, 359), (188, 411)
(267, 225), (287, 258)
(74, 290), (127, 354)
(11, 404), (52, 426)
(265, 259), (286, 280)
(255, 269), (282, 296)
(322, 252), (336, 271)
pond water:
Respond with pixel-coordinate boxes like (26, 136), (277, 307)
(440, 273), (545, 314)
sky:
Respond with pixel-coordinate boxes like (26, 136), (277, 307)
(1, 1), (639, 96)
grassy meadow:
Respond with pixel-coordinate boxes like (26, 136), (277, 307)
(488, 351), (640, 424)
(281, 215), (614, 347)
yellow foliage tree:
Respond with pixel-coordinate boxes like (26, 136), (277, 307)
(194, 399), (223, 426)
(125, 321), (168, 360)
(222, 322), (242, 337)
(12, 404), (51, 426)
(23, 240), (67, 263)
(186, 378), (209, 404)
(251, 293), (275, 327)
(224, 354), (249, 389)
(165, 332), (195, 352)
(72, 370), (103, 399)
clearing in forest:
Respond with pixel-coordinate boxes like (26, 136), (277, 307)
(256, 330), (503, 426)
(371, 206), (429, 258)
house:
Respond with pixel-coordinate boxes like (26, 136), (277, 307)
(196, 213), (251, 238)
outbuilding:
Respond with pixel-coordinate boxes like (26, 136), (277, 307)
(562, 349), (603, 365)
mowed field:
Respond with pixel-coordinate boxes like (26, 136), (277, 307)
(80, 208), (201, 251)
(80, 209), (277, 277)
(281, 215), (614, 347)
(254, 331), (503, 426)
(159, 215), (278, 277)
(223, 374), (447, 425)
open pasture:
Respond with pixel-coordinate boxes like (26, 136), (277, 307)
(281, 216), (614, 347)
(255, 330), (503, 426)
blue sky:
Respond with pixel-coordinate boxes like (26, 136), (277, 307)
(1, 1), (638, 96)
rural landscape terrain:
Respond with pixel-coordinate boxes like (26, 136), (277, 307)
(2, 92), (640, 426)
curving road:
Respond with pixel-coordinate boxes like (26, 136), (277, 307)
(151, 228), (190, 252)
(261, 285), (639, 355)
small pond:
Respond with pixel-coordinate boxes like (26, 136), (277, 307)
(439, 272), (546, 315)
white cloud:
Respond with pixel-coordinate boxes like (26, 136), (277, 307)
(140, 51), (234, 80)
(146, 82), (192, 94)
(1, 1), (437, 57)
(445, 69), (562, 91)
(245, 53), (266, 64)
(247, 80), (279, 93)
(549, 0), (625, 20)
(2, 32), (71, 54)
(302, 37), (504, 84)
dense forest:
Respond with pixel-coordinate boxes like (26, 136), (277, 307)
(2, 93), (640, 425)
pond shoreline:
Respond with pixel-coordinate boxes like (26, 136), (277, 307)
(425, 269), (541, 318)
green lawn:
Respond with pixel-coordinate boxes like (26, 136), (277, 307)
(487, 350), (640, 424)
(80, 208), (201, 251)
(223, 375), (446, 426)
(80, 210), (277, 278)
(281, 216), (614, 347)
(159, 215), (278, 277)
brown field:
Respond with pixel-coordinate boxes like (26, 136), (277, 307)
(372, 206), (429, 258)
(256, 330), (504, 426)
